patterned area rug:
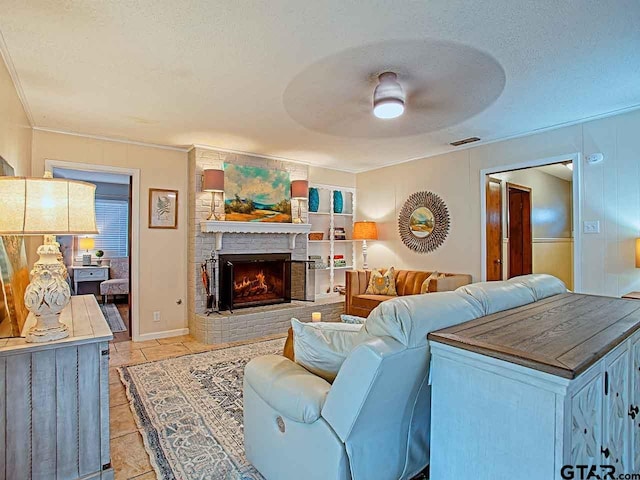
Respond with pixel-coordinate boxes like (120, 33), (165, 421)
(100, 303), (127, 333)
(118, 338), (285, 480)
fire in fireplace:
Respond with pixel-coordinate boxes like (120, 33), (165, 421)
(219, 253), (292, 310)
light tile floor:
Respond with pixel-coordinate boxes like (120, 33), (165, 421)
(108, 333), (286, 480)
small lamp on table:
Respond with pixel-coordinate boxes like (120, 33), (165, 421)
(353, 221), (378, 270)
(79, 236), (95, 266)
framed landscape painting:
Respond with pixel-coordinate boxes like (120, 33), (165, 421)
(149, 188), (179, 229)
(223, 163), (291, 222)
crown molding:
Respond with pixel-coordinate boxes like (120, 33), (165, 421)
(0, 27), (34, 126)
(32, 127), (189, 152)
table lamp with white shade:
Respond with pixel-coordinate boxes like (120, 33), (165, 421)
(0, 176), (98, 342)
(353, 221), (378, 270)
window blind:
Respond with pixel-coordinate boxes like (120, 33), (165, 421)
(92, 198), (129, 258)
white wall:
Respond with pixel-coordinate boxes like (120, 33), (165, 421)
(0, 54), (31, 176)
(356, 108), (640, 297)
(308, 165), (356, 188)
(31, 130), (189, 338)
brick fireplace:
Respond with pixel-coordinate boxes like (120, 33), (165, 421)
(187, 147), (344, 344)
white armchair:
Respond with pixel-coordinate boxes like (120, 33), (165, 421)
(244, 335), (430, 480)
(243, 274), (568, 480)
(243, 287), (485, 480)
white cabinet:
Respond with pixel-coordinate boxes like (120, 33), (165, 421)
(603, 347), (629, 470)
(630, 337), (640, 471)
(430, 329), (640, 480)
(1, 295), (113, 479)
(569, 370), (603, 467)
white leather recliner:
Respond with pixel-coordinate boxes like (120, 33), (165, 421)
(243, 274), (567, 480)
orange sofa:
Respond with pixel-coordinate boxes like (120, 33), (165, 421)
(345, 269), (472, 317)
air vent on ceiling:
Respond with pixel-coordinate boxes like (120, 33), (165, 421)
(450, 137), (481, 147)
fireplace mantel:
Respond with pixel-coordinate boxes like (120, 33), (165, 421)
(201, 220), (312, 250)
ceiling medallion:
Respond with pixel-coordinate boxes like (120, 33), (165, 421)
(373, 72), (405, 119)
(398, 191), (450, 253)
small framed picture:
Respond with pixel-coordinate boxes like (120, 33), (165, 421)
(149, 188), (178, 229)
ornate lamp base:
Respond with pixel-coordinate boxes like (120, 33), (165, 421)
(24, 242), (71, 343)
(25, 317), (69, 343)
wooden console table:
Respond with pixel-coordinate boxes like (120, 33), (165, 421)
(428, 293), (640, 479)
(0, 295), (113, 479)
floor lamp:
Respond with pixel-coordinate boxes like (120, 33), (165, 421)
(353, 221), (378, 270)
(0, 176), (98, 342)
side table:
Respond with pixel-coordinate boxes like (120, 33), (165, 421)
(71, 265), (109, 295)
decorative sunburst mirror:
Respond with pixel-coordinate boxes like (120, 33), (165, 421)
(398, 191), (450, 253)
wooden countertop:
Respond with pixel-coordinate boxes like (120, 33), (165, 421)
(0, 295), (112, 356)
(428, 293), (640, 379)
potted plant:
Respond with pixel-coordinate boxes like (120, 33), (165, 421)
(95, 250), (104, 266)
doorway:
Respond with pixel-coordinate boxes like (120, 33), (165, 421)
(482, 156), (577, 290)
(506, 183), (532, 278)
(52, 167), (133, 341)
(45, 159), (141, 341)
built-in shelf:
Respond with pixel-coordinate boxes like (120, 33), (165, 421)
(309, 212), (353, 217)
(309, 239), (356, 243)
(315, 265), (353, 271)
(308, 183), (356, 300)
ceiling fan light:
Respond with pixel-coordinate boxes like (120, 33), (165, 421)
(373, 72), (405, 119)
(373, 99), (405, 119)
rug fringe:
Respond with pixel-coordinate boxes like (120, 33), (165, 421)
(117, 366), (168, 480)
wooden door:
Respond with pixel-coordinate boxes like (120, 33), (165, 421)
(604, 348), (629, 471)
(486, 177), (503, 281)
(507, 183), (532, 278)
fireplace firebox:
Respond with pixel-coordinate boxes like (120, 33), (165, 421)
(219, 253), (293, 311)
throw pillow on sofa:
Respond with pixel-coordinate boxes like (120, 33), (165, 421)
(420, 271), (446, 294)
(365, 267), (398, 296)
(291, 318), (363, 382)
(340, 314), (367, 324)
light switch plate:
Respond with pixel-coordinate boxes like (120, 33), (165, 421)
(583, 221), (600, 234)
(153, 311), (161, 322)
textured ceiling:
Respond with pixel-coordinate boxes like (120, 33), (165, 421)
(1, 0), (639, 172)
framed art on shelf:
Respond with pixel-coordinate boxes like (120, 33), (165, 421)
(149, 188), (178, 229)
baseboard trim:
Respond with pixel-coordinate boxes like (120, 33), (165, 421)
(134, 328), (190, 342)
